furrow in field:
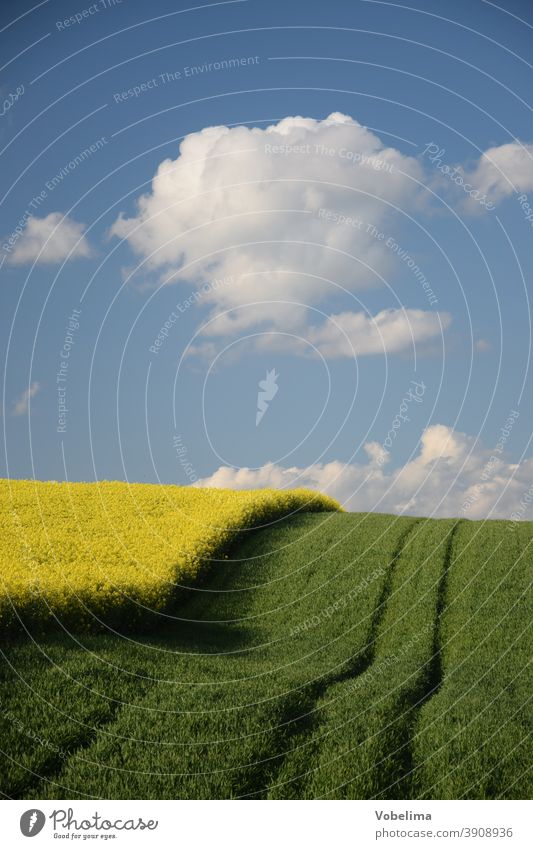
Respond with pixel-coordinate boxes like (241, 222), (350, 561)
(409, 520), (533, 800)
(385, 520), (460, 798)
(255, 519), (420, 799)
(219, 515), (419, 799)
(267, 519), (459, 799)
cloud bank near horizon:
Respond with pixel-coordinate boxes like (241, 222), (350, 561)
(195, 423), (530, 520)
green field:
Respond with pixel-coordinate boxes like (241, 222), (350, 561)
(1, 511), (531, 799)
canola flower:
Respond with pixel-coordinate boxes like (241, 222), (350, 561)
(0, 479), (339, 631)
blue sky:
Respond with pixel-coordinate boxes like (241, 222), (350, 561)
(1, 0), (533, 518)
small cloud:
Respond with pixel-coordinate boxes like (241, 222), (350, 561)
(184, 341), (218, 360)
(13, 382), (40, 416)
(467, 142), (533, 202)
(7, 212), (91, 265)
(305, 308), (451, 359)
(475, 338), (491, 353)
(187, 308), (451, 362)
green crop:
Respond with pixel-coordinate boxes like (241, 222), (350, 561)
(1, 511), (530, 800)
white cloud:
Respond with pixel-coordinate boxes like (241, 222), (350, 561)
(111, 113), (426, 337)
(12, 382), (40, 416)
(466, 142), (533, 201)
(8, 212), (91, 265)
(305, 308), (451, 358)
(189, 307), (450, 360)
(195, 424), (530, 519)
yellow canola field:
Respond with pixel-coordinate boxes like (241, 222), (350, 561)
(0, 479), (339, 630)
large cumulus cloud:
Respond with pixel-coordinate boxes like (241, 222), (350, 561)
(111, 113), (449, 352)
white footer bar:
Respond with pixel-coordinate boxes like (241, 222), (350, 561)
(3, 799), (531, 849)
